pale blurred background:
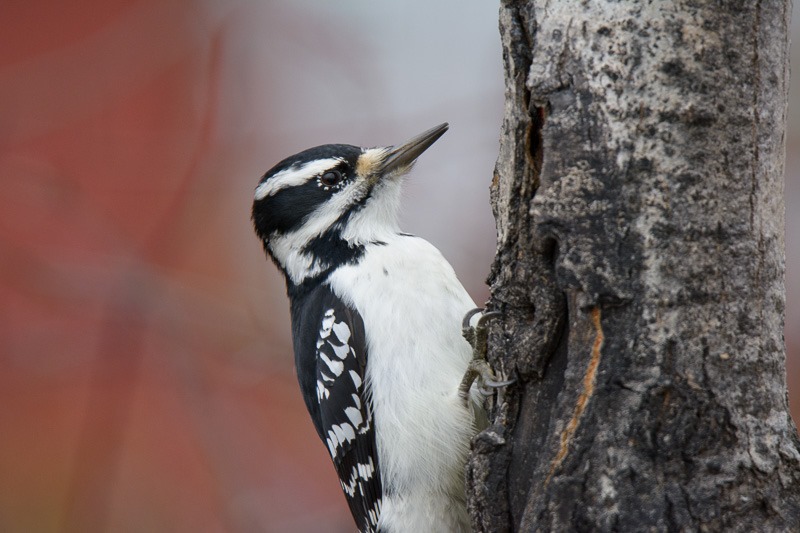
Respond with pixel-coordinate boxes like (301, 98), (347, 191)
(0, 2), (796, 532)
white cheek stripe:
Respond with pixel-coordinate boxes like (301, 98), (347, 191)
(254, 158), (342, 200)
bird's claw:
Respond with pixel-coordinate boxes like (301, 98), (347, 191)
(483, 377), (517, 389)
(461, 309), (501, 335)
(464, 358), (516, 395)
(459, 308), (514, 405)
(461, 308), (484, 330)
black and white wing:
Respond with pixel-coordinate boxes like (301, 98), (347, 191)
(290, 285), (382, 532)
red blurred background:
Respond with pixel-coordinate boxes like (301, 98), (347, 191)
(0, 2), (797, 532)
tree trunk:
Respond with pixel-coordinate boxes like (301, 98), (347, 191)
(467, 1), (800, 531)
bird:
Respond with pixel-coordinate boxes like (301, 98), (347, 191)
(251, 123), (501, 532)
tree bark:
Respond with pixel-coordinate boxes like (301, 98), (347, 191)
(467, 1), (800, 531)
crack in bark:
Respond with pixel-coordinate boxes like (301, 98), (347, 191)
(527, 104), (546, 190)
(546, 306), (604, 484)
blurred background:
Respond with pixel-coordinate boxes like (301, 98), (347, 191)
(0, 1), (796, 532)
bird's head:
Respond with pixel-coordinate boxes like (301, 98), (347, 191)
(252, 123), (448, 285)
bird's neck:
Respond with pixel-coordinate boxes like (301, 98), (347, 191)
(271, 224), (401, 294)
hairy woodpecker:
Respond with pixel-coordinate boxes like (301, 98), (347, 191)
(252, 124), (498, 532)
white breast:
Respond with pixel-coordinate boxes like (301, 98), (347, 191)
(327, 234), (477, 531)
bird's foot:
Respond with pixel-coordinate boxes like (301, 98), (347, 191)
(459, 308), (514, 405)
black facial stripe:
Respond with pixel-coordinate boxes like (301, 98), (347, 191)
(254, 164), (378, 242)
(282, 188), (378, 296)
(298, 181), (376, 257)
(252, 144), (366, 242)
(258, 180), (346, 242)
(305, 229), (365, 270)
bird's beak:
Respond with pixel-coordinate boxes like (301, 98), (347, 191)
(378, 123), (449, 177)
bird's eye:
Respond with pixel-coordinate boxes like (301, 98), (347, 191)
(319, 170), (344, 187)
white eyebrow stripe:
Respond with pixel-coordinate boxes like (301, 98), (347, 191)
(254, 158), (342, 200)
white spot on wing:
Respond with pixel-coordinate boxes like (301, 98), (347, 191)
(320, 310), (335, 338)
(332, 423), (355, 444)
(351, 393), (361, 408)
(316, 380), (329, 401)
(367, 497), (382, 527)
(320, 352), (344, 376)
(331, 321), (351, 343)
(328, 429), (339, 450)
(345, 406), (363, 427)
(331, 343), (351, 359)
(357, 458), (374, 480)
(341, 470), (357, 496)
(326, 438), (336, 458)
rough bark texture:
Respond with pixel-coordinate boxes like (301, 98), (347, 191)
(466, 1), (800, 531)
